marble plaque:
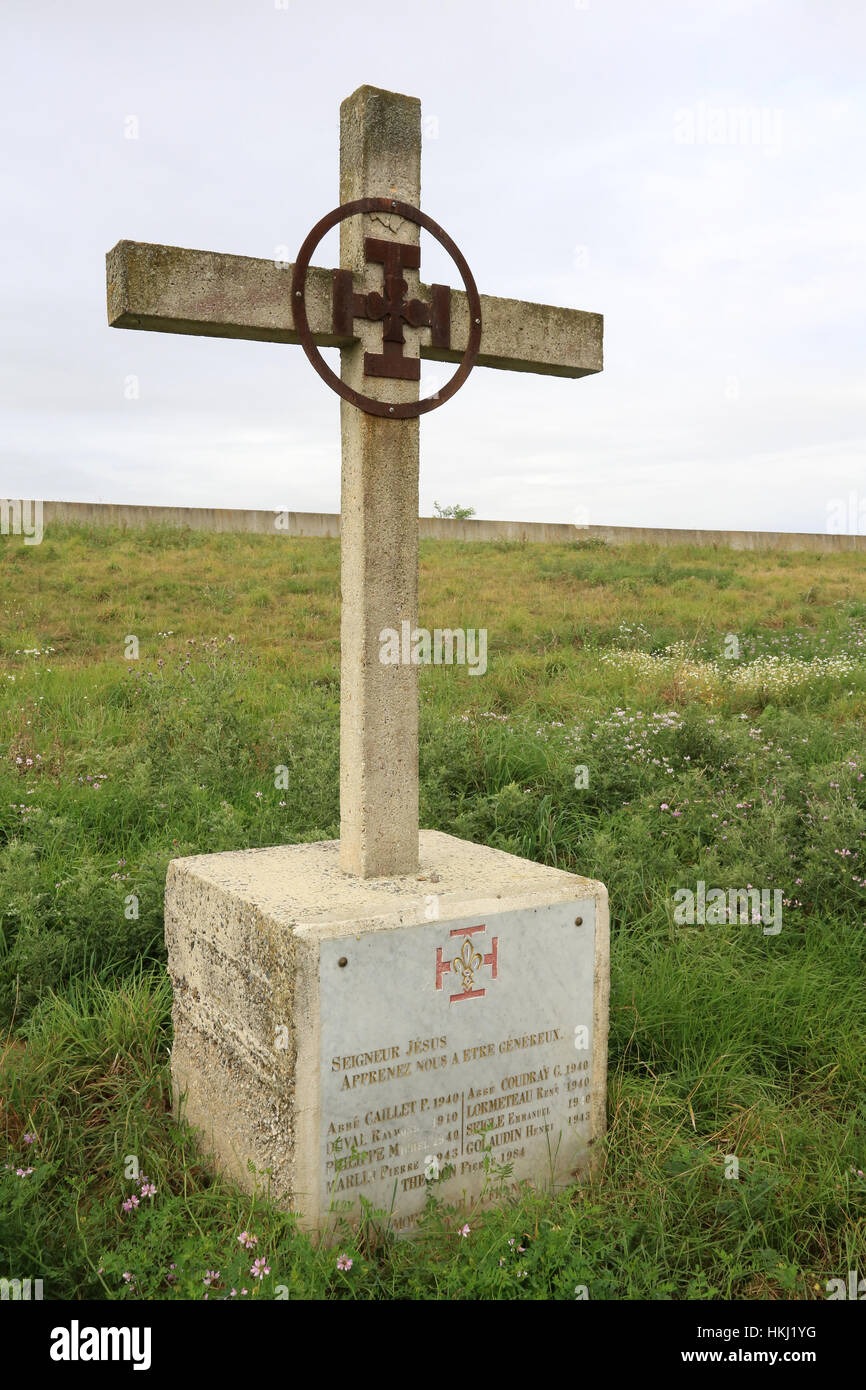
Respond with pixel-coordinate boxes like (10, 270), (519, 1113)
(318, 899), (598, 1232)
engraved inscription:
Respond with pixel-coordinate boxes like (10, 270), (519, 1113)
(318, 902), (596, 1231)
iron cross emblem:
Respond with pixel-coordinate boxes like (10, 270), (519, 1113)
(291, 196), (482, 419)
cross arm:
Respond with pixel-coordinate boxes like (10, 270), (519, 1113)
(106, 240), (343, 347)
(106, 240), (603, 378)
(426, 287), (602, 379)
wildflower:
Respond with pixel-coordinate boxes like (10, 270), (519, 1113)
(122, 1272), (135, 1284)
(424, 1154), (440, 1181)
(16, 1167), (34, 1177)
(121, 1195), (140, 1212)
(459, 1224), (471, 1238)
(22, 1133), (36, 1144)
(251, 1257), (271, 1280)
(140, 1182), (157, 1198)
(336, 1254), (353, 1272)
(237, 1231), (258, 1250)
(203, 1270), (220, 1286)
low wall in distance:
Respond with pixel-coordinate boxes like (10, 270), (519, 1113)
(37, 501), (866, 553)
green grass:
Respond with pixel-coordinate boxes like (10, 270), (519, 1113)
(1, 524), (865, 1299)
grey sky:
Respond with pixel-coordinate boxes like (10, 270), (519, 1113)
(2, 0), (864, 532)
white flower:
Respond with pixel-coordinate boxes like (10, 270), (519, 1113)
(423, 1154), (440, 1181)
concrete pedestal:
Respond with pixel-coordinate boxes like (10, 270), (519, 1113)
(165, 830), (609, 1234)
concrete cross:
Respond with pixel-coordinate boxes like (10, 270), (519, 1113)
(106, 84), (603, 881)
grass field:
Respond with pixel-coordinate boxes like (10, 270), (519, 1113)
(1, 523), (865, 1300)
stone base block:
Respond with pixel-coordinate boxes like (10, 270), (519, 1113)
(165, 830), (609, 1234)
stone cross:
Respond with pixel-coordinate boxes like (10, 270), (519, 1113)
(106, 84), (603, 880)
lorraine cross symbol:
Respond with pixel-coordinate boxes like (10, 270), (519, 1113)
(106, 84), (603, 881)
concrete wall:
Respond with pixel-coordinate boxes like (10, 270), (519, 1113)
(37, 500), (866, 553)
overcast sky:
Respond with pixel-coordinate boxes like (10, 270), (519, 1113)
(2, 0), (864, 532)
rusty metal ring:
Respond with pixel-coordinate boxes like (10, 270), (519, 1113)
(291, 197), (482, 419)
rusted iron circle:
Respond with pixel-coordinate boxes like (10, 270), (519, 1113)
(291, 197), (482, 419)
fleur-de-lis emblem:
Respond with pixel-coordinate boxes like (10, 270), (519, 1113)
(452, 938), (482, 993)
(435, 924), (499, 1002)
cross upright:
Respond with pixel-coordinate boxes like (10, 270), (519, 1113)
(106, 84), (603, 881)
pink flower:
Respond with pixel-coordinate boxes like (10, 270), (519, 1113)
(203, 1270), (220, 1286)
(251, 1257), (270, 1280)
(336, 1254), (353, 1272)
(121, 1195), (140, 1213)
(237, 1231), (258, 1250)
(459, 1224), (471, 1238)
